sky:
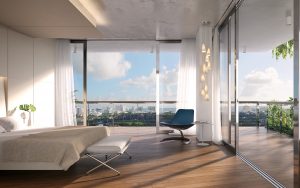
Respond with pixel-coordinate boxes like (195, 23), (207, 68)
(72, 50), (179, 101)
(238, 50), (293, 101)
(72, 45), (293, 103)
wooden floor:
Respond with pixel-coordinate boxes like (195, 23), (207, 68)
(239, 126), (293, 188)
(0, 127), (272, 188)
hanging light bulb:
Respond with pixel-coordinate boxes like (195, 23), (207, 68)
(206, 48), (211, 57)
(202, 43), (206, 53)
(205, 93), (209, 101)
(202, 64), (207, 73)
(201, 74), (206, 81)
(205, 55), (209, 63)
(207, 61), (211, 70)
(204, 84), (208, 92)
(201, 89), (205, 96)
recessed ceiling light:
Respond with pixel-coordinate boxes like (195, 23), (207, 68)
(201, 21), (210, 25)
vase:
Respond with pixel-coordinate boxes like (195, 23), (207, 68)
(20, 111), (31, 126)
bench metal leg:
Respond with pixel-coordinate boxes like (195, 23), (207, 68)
(124, 151), (132, 159)
(86, 153), (121, 175)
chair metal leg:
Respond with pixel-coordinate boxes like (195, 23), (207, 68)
(179, 130), (191, 144)
(160, 130), (191, 144)
(86, 153), (121, 175)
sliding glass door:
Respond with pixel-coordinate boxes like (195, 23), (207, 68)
(220, 24), (230, 144)
(237, 0), (293, 186)
(219, 13), (237, 149)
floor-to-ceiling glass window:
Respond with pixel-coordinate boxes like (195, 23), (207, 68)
(159, 43), (180, 128)
(71, 41), (181, 128)
(86, 41), (156, 127)
(230, 14), (236, 147)
(71, 42), (84, 126)
(238, 0), (293, 187)
(220, 24), (230, 144)
(220, 13), (237, 149)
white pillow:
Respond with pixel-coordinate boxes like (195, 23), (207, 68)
(0, 116), (18, 132)
(0, 125), (6, 133)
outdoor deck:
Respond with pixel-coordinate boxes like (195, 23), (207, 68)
(239, 126), (293, 187)
(0, 127), (272, 188)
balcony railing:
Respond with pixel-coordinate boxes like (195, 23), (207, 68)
(75, 100), (176, 126)
(238, 101), (294, 135)
(75, 100), (294, 135)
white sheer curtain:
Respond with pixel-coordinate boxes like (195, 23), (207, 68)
(55, 40), (76, 127)
(211, 29), (222, 144)
(176, 39), (196, 135)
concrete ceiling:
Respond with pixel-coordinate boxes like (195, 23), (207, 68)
(238, 0), (293, 52)
(0, 0), (231, 40)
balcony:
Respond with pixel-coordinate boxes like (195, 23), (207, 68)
(239, 100), (293, 187)
(239, 100), (293, 135)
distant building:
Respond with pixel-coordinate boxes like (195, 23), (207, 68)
(115, 105), (124, 113)
(76, 107), (83, 116)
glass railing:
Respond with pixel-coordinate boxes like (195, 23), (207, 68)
(75, 100), (176, 126)
(239, 101), (294, 136)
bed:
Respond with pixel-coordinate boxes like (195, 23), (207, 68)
(0, 126), (110, 170)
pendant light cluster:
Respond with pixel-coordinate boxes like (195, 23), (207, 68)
(200, 23), (211, 101)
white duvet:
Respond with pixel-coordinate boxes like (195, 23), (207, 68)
(0, 126), (109, 170)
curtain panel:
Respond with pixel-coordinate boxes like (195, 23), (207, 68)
(55, 40), (76, 127)
(176, 38), (197, 135)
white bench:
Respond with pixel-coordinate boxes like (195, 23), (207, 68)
(85, 135), (132, 175)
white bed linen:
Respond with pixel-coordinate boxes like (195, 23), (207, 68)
(0, 126), (109, 170)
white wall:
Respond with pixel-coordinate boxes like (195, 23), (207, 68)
(33, 39), (55, 128)
(7, 30), (34, 118)
(0, 26), (7, 77)
(0, 25), (56, 129)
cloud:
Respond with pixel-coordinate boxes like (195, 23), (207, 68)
(88, 52), (131, 80)
(120, 66), (178, 100)
(121, 69), (156, 89)
(160, 66), (178, 100)
(239, 67), (292, 101)
(73, 52), (131, 80)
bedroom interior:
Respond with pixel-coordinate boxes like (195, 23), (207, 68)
(0, 0), (300, 187)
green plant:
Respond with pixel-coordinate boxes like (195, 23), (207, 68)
(266, 99), (293, 136)
(19, 104), (36, 112)
(272, 39), (294, 60)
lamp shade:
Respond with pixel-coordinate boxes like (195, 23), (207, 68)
(206, 48), (211, 56)
(201, 43), (206, 53)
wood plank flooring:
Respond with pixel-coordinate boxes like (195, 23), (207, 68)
(0, 127), (272, 188)
(239, 127), (293, 188)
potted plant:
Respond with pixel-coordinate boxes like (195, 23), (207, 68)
(19, 104), (36, 126)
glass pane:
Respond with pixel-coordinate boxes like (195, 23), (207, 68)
(86, 41), (156, 126)
(238, 0), (293, 186)
(71, 43), (84, 126)
(159, 43), (180, 124)
(230, 15), (236, 146)
(220, 24), (230, 143)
